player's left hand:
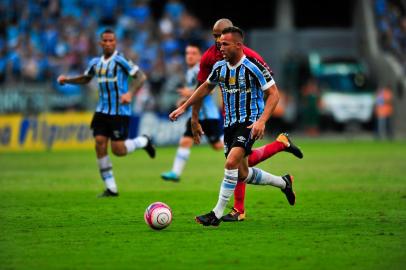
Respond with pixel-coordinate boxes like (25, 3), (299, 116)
(248, 120), (266, 140)
(169, 107), (186, 121)
(120, 93), (132, 104)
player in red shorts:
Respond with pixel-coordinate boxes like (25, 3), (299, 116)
(191, 19), (303, 222)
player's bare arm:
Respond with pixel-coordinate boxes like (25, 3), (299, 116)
(249, 84), (280, 140)
(177, 87), (194, 98)
(131, 69), (147, 92)
(57, 74), (92, 85)
(169, 81), (214, 121)
(190, 81), (204, 143)
(121, 70), (147, 104)
(191, 103), (204, 144)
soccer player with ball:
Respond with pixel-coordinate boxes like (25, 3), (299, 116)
(189, 19), (303, 222)
(170, 26), (296, 226)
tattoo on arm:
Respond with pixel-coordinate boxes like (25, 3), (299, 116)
(131, 70), (147, 92)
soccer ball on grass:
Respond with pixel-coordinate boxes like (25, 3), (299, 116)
(144, 202), (172, 230)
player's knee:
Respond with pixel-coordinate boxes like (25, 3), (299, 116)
(225, 158), (239, 169)
(111, 148), (125, 156)
(95, 138), (105, 146)
(95, 139), (107, 152)
(179, 137), (193, 148)
(211, 141), (223, 151)
(111, 144), (126, 156)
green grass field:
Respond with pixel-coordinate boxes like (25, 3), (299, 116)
(1, 140), (406, 270)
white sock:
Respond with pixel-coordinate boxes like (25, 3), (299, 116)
(172, 147), (191, 176)
(213, 169), (238, 219)
(244, 167), (286, 189)
(124, 136), (148, 153)
(97, 155), (117, 193)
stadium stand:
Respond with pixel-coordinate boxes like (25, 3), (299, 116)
(0, 0), (207, 113)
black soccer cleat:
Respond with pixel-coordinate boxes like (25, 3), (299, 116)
(142, 135), (156, 158)
(97, 189), (119, 198)
(221, 207), (245, 222)
(281, 174), (295, 206)
(195, 211), (221, 226)
(277, 133), (303, 159)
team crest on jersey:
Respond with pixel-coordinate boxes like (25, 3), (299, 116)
(101, 68), (107, 75)
(229, 76), (236, 85)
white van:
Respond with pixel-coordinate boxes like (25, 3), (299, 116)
(309, 53), (375, 128)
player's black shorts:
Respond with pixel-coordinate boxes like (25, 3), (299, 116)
(223, 121), (255, 158)
(90, 112), (130, 141)
(184, 118), (222, 144)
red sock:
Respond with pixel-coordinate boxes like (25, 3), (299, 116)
(234, 141), (286, 213)
(233, 181), (246, 213)
(248, 141), (286, 167)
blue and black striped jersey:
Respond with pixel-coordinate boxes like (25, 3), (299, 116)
(84, 51), (139, 116)
(186, 63), (220, 120)
(207, 55), (275, 127)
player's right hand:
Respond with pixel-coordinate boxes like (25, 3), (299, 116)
(248, 120), (266, 140)
(169, 107), (185, 121)
(120, 92), (132, 104)
(191, 120), (204, 144)
(57, 75), (67, 85)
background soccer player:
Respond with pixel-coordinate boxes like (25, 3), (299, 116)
(170, 26), (296, 226)
(57, 29), (156, 197)
(191, 19), (303, 222)
(161, 43), (223, 182)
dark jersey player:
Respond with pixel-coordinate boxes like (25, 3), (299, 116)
(191, 19), (303, 222)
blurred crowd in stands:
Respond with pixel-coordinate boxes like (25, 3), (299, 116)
(0, 0), (209, 113)
(375, 0), (406, 70)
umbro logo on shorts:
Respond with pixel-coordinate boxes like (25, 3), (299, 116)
(113, 130), (120, 138)
(237, 136), (246, 143)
